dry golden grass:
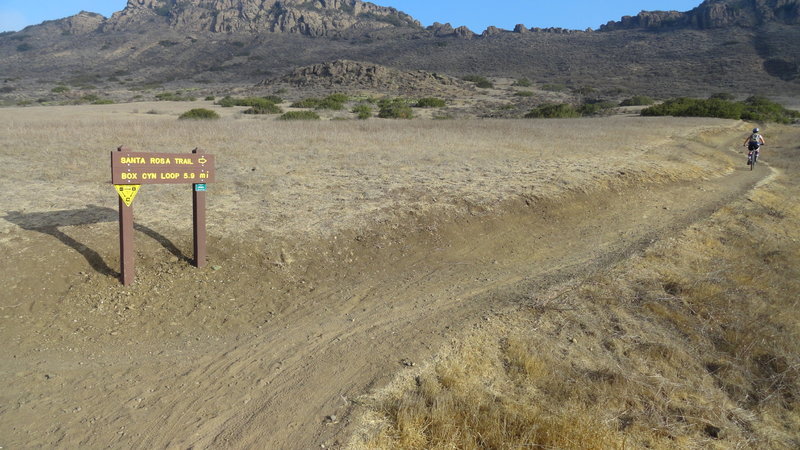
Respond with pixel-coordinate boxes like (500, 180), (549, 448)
(0, 102), (742, 241)
(351, 129), (800, 449)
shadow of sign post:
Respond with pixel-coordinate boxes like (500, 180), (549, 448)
(3, 206), (190, 277)
(111, 146), (215, 286)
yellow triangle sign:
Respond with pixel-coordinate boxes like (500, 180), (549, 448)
(115, 184), (141, 207)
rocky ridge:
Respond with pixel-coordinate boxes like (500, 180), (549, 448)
(601, 0), (800, 30)
(263, 59), (473, 96)
(76, 0), (419, 36)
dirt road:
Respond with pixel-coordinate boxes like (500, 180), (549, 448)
(0, 119), (782, 448)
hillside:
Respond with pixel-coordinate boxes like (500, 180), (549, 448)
(0, 0), (798, 102)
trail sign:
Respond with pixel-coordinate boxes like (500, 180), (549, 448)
(115, 185), (141, 207)
(111, 146), (215, 286)
(111, 151), (215, 185)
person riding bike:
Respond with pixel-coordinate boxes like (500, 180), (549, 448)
(743, 127), (765, 165)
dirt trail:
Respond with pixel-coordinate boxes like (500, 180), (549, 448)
(0, 128), (781, 449)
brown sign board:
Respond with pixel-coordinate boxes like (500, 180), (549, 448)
(111, 151), (215, 185)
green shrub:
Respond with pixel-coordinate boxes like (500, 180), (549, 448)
(525, 103), (581, 118)
(740, 96), (800, 123)
(513, 78), (532, 87)
(415, 97), (446, 108)
(462, 75), (494, 89)
(619, 95), (655, 106)
(641, 96), (800, 123)
(316, 95), (347, 110)
(204, 95), (215, 101)
(514, 91), (534, 97)
(219, 96), (281, 109)
(291, 97), (321, 108)
(641, 97), (744, 120)
(92, 99), (115, 105)
(16, 43), (33, 52)
(242, 103), (282, 114)
(378, 98), (414, 119)
(51, 85), (70, 94)
(156, 92), (196, 101)
(279, 111), (320, 120)
(291, 94), (347, 110)
(325, 93), (349, 103)
(352, 104), (373, 119)
(578, 101), (616, 116)
(80, 94), (100, 103)
(179, 108), (220, 120)
(709, 92), (736, 101)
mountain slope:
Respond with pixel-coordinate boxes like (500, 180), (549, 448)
(0, 0), (798, 100)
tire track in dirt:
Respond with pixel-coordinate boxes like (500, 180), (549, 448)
(138, 150), (770, 448)
(0, 131), (777, 449)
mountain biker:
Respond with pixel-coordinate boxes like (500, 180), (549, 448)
(743, 127), (765, 164)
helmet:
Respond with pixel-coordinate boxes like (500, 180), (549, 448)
(753, 128), (759, 133)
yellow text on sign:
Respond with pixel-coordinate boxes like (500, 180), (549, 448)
(115, 184), (141, 207)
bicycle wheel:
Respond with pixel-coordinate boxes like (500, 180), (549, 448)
(751, 154), (756, 170)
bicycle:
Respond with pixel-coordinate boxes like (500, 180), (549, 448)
(747, 143), (762, 170)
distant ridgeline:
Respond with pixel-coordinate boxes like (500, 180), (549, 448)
(600, 0), (800, 30)
(11, 0), (800, 37)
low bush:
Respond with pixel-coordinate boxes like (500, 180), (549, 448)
(156, 92), (196, 102)
(51, 85), (70, 94)
(291, 98), (321, 108)
(242, 103), (282, 114)
(620, 95), (655, 106)
(524, 103), (581, 118)
(415, 97), (446, 108)
(514, 91), (534, 97)
(178, 108), (220, 120)
(278, 110), (320, 120)
(352, 104), (372, 119)
(513, 78), (532, 87)
(642, 96), (800, 123)
(462, 75), (494, 89)
(378, 98), (414, 119)
(579, 100), (617, 116)
(291, 93), (348, 110)
(709, 92), (736, 101)
(80, 94), (100, 103)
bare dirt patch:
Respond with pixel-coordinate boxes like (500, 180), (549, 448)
(0, 105), (786, 448)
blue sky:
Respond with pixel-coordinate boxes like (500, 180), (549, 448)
(0, 0), (704, 33)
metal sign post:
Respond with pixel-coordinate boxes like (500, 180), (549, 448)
(192, 148), (207, 269)
(111, 146), (216, 285)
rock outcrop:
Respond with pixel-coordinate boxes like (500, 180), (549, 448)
(103, 0), (420, 35)
(264, 59), (472, 95)
(21, 11), (106, 35)
(601, 0), (800, 31)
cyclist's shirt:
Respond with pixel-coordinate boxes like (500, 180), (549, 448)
(748, 133), (763, 150)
